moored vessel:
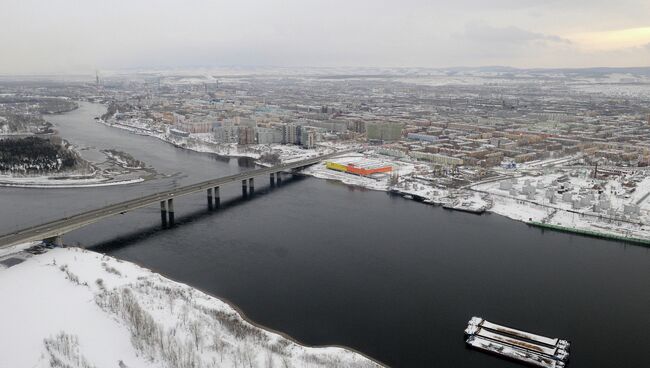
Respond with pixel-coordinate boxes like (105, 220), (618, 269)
(465, 317), (570, 367)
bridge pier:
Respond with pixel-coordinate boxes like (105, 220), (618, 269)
(214, 186), (220, 208)
(276, 171), (282, 185)
(44, 235), (63, 247)
(248, 178), (254, 194)
(270, 173), (275, 187)
(242, 179), (248, 197)
(167, 198), (175, 227)
(160, 200), (168, 228)
(207, 188), (213, 210)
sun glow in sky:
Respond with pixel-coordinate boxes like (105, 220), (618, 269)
(569, 27), (650, 51)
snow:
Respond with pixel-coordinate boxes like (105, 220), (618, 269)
(0, 175), (144, 188)
(303, 152), (417, 192)
(0, 246), (382, 368)
(0, 241), (40, 259)
(472, 170), (650, 241)
(488, 194), (550, 222)
(0, 248), (150, 367)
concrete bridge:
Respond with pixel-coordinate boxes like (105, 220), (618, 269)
(0, 151), (346, 249)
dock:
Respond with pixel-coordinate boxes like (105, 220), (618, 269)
(464, 317), (570, 367)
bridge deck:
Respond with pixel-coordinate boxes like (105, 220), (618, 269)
(0, 151), (346, 248)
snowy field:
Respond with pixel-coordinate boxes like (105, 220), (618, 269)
(488, 194), (553, 222)
(0, 247), (382, 368)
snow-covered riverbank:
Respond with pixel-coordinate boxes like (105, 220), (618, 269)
(0, 175), (144, 188)
(472, 172), (650, 245)
(0, 246), (383, 368)
(98, 119), (262, 159)
(0, 130), (152, 188)
(98, 118), (361, 163)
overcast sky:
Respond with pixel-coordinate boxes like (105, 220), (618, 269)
(2, 0), (650, 74)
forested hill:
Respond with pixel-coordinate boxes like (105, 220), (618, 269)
(0, 137), (80, 175)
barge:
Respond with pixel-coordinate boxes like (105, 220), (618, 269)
(464, 317), (570, 367)
(527, 221), (650, 247)
(442, 201), (486, 214)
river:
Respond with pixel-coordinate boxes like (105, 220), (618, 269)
(1, 102), (648, 367)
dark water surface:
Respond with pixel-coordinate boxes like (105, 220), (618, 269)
(1, 103), (648, 367)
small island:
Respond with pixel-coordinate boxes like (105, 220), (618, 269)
(0, 96), (151, 188)
(0, 136), (85, 175)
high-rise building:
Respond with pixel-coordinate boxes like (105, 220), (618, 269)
(366, 122), (404, 142)
(238, 117), (257, 128)
(213, 121), (238, 143)
(282, 124), (302, 145)
(238, 126), (256, 145)
(257, 127), (283, 144)
(176, 120), (212, 133)
(301, 129), (317, 149)
(347, 120), (366, 133)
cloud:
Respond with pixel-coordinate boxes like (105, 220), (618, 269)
(0, 0), (648, 73)
(444, 22), (573, 64)
(457, 22), (571, 46)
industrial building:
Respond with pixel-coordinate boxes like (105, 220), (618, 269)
(326, 161), (392, 176)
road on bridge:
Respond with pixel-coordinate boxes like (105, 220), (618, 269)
(0, 150), (349, 249)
